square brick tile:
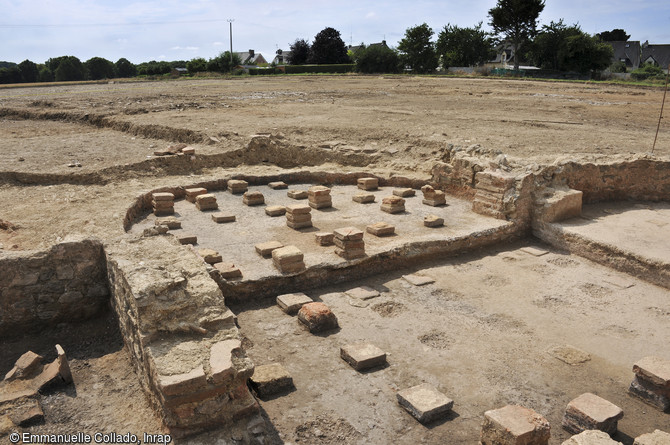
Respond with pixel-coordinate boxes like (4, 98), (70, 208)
(276, 292), (313, 315)
(397, 383), (453, 424)
(340, 343), (386, 371)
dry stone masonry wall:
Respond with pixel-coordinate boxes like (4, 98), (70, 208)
(0, 239), (109, 336)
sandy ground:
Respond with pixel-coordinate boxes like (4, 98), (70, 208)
(1, 76), (669, 443)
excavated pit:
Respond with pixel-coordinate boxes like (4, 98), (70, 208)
(2, 77), (670, 444)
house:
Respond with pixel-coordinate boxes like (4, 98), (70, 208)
(235, 50), (267, 65)
(607, 41), (641, 70)
(348, 41), (388, 54)
(272, 49), (292, 65)
(641, 41), (670, 71)
(488, 43), (514, 67)
(171, 67), (188, 77)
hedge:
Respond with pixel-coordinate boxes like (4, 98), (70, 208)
(284, 64), (355, 74)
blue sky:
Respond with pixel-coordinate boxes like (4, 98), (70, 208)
(1, 0), (669, 64)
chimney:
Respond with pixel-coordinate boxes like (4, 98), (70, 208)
(249, 49), (255, 57)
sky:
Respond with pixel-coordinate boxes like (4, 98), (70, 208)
(1, 0), (670, 65)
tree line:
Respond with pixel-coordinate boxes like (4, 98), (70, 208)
(1, 0), (639, 84)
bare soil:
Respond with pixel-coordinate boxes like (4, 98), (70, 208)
(1, 76), (669, 444)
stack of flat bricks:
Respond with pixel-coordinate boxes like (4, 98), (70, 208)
(353, 192), (376, 204)
(315, 232), (334, 246)
(333, 227), (365, 260)
(308, 186), (332, 209)
(562, 393), (623, 435)
(286, 205), (312, 229)
(421, 185), (447, 206)
(629, 356), (670, 411)
(228, 180), (248, 194)
(357, 177), (379, 191)
(152, 192), (174, 216)
(185, 187), (207, 203)
(381, 196), (405, 214)
(243, 191), (265, 206)
(272, 245), (306, 274)
(195, 193), (218, 211)
(394, 188), (416, 197)
(366, 222), (395, 237)
(481, 405), (550, 445)
(268, 181), (288, 190)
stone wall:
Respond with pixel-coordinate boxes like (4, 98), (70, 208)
(541, 156), (670, 203)
(105, 235), (258, 437)
(0, 239), (109, 336)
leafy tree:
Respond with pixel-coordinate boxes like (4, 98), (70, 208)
(187, 57), (208, 73)
(85, 57), (116, 80)
(53, 56), (86, 81)
(596, 29), (630, 42)
(0, 67), (21, 84)
(562, 33), (613, 74)
(288, 38), (311, 65)
(18, 59), (39, 83)
(38, 66), (54, 82)
(355, 44), (400, 73)
(436, 23), (494, 68)
(398, 23), (438, 74)
(527, 20), (580, 70)
(0, 61), (18, 69)
(206, 52), (241, 73)
(115, 58), (137, 78)
(489, 0), (545, 70)
(310, 27), (349, 64)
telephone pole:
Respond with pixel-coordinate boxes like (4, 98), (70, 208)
(227, 19), (235, 66)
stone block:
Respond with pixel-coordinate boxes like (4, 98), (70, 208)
(562, 430), (621, 445)
(309, 200), (332, 210)
(402, 274), (435, 286)
(155, 217), (181, 230)
(334, 227), (364, 241)
(250, 363), (294, 398)
(298, 302), (338, 333)
(286, 213), (312, 223)
(562, 393), (623, 435)
(315, 232), (334, 246)
(287, 189), (308, 199)
(228, 180), (248, 194)
(424, 215), (444, 227)
(340, 343), (386, 371)
(629, 376), (670, 411)
(55, 345), (72, 384)
(212, 213), (236, 223)
(421, 185), (446, 206)
(481, 405), (550, 445)
(268, 181), (288, 190)
(209, 339), (241, 384)
(366, 222), (395, 237)
(308, 186), (331, 197)
(196, 193), (218, 211)
(353, 193), (376, 203)
(214, 262), (242, 279)
(381, 196), (405, 214)
(255, 241), (284, 258)
(277, 292), (313, 315)
(286, 204), (312, 215)
(198, 248), (222, 264)
(334, 239), (365, 250)
(346, 286), (379, 300)
(158, 365), (207, 397)
(335, 248), (366, 260)
(537, 188), (583, 223)
(422, 198), (446, 207)
(397, 383), (454, 424)
(357, 177), (379, 191)
(265, 205), (286, 217)
(634, 430), (670, 445)
(181, 146), (195, 155)
(633, 356), (670, 388)
(287, 220), (313, 230)
(152, 192), (174, 201)
(9, 399), (44, 427)
(394, 188), (416, 197)
(4, 351), (43, 381)
(243, 191), (265, 206)
(272, 246), (305, 273)
(177, 234), (197, 245)
(185, 187), (207, 203)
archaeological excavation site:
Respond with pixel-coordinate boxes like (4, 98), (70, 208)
(1, 76), (669, 444)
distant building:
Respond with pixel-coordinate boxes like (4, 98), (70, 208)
(348, 40), (388, 54)
(641, 41), (670, 71)
(606, 41), (641, 70)
(235, 49), (267, 65)
(272, 49), (292, 65)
